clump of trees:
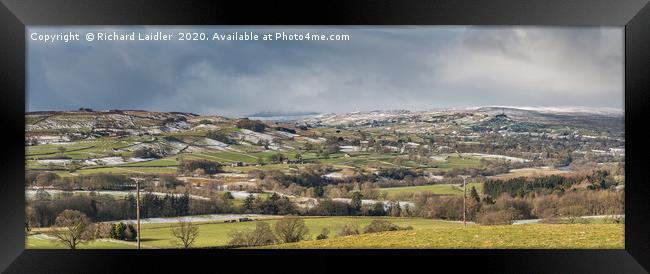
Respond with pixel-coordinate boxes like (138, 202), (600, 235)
(158, 175), (185, 190)
(162, 116), (187, 125)
(56, 146), (68, 158)
(274, 127), (296, 134)
(317, 137), (341, 157)
(474, 194), (531, 225)
(26, 171), (60, 189)
(483, 175), (578, 198)
(109, 222), (138, 241)
(227, 216), (309, 247)
(412, 186), (624, 225)
(533, 190), (624, 219)
(257, 168), (335, 191)
(26, 192), (226, 228)
(206, 130), (235, 144)
(306, 199), (356, 216)
(362, 220), (412, 234)
(273, 216), (310, 243)
(228, 222), (277, 247)
(415, 195), (475, 221)
(26, 172), (133, 191)
(377, 168), (419, 180)
(483, 170), (620, 198)
(236, 118), (266, 132)
(140, 192), (191, 218)
(132, 147), (162, 159)
(304, 195), (392, 217)
(267, 153), (286, 164)
(337, 224), (360, 236)
(241, 193), (296, 215)
(316, 228), (330, 240)
(476, 208), (522, 225)
(27, 190), (296, 229)
(177, 159), (222, 175)
(385, 201), (413, 217)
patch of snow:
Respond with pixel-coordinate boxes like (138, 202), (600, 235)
(430, 155), (449, 161)
(96, 157), (128, 165)
(323, 172), (344, 179)
(107, 214), (278, 224)
(331, 198), (415, 210)
(80, 157), (156, 166)
(31, 135), (72, 145)
(26, 189), (209, 200)
(203, 138), (228, 147)
(193, 124), (219, 130)
(383, 145), (399, 151)
(302, 137), (324, 143)
(274, 131), (298, 138)
(228, 191), (259, 199)
(237, 129), (275, 144)
(37, 159), (72, 165)
(340, 145), (360, 153)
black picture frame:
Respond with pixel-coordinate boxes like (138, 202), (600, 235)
(1, 0), (649, 273)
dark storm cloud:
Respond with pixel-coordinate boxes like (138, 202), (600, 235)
(27, 26), (623, 116)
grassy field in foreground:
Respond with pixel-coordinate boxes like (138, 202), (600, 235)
(27, 217), (623, 249)
(27, 217), (454, 249)
(27, 235), (137, 249)
(132, 217), (446, 248)
(267, 223), (624, 249)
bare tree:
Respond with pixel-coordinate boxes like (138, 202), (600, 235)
(48, 210), (93, 249)
(171, 220), (199, 248)
(227, 222), (277, 247)
(273, 216), (309, 243)
(57, 146), (66, 157)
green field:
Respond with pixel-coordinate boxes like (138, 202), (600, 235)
(26, 217), (455, 249)
(127, 216), (445, 248)
(319, 153), (402, 168)
(27, 235), (137, 249)
(26, 138), (141, 160)
(319, 154), (482, 171)
(116, 157), (179, 167)
(224, 164), (303, 172)
(431, 156), (482, 171)
(26, 216), (624, 249)
(380, 183), (484, 199)
(26, 138), (485, 177)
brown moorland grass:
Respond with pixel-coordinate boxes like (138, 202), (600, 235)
(264, 223), (623, 249)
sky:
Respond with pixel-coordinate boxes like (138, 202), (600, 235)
(27, 26), (623, 117)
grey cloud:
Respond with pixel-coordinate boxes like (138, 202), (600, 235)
(27, 26), (623, 116)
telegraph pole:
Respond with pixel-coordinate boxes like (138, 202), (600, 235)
(137, 178), (140, 249)
(455, 151), (469, 227)
(132, 177), (144, 249)
(461, 175), (469, 227)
